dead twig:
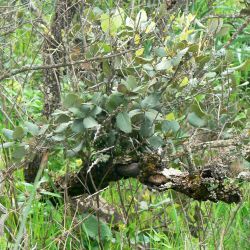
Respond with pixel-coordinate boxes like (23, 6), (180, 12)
(0, 48), (137, 82)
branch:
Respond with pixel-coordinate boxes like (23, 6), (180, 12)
(169, 136), (249, 160)
(223, 16), (250, 49)
(202, 14), (248, 20)
(145, 167), (241, 204)
(0, 49), (136, 82)
(41, 153), (244, 204)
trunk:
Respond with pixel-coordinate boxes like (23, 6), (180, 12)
(24, 0), (77, 182)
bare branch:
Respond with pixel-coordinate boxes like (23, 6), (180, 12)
(0, 49), (137, 82)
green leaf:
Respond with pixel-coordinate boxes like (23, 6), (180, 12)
(91, 106), (102, 116)
(112, 8), (124, 29)
(135, 56), (154, 64)
(55, 114), (71, 123)
(195, 55), (210, 68)
(165, 112), (175, 121)
(188, 44), (199, 53)
(55, 122), (71, 133)
(187, 112), (206, 127)
(179, 77), (189, 87)
(71, 119), (84, 133)
(80, 103), (94, 114)
(66, 141), (83, 157)
(117, 84), (128, 94)
(24, 121), (39, 136)
(154, 47), (166, 57)
(190, 101), (206, 117)
(0, 142), (15, 149)
(50, 134), (66, 142)
(162, 120), (180, 133)
(145, 109), (162, 122)
(116, 112), (132, 133)
(148, 136), (164, 149)
(135, 9), (147, 28)
(129, 109), (144, 124)
(13, 146), (26, 159)
(92, 92), (104, 105)
(207, 18), (223, 34)
(155, 58), (172, 71)
(13, 126), (25, 140)
(38, 124), (49, 135)
(143, 64), (154, 71)
(140, 117), (154, 137)
(101, 13), (111, 32)
(126, 75), (137, 90)
(129, 109), (143, 118)
(102, 60), (112, 76)
(39, 190), (62, 198)
(233, 112), (246, 122)
(171, 48), (188, 67)
(68, 107), (85, 118)
(98, 42), (112, 53)
(82, 214), (112, 240)
(83, 117), (98, 129)
(106, 92), (125, 111)
(63, 94), (81, 108)
(141, 94), (160, 109)
(2, 129), (13, 140)
(100, 13), (118, 35)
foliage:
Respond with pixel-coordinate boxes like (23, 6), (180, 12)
(0, 0), (249, 249)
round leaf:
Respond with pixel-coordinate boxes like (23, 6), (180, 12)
(55, 122), (71, 133)
(83, 117), (98, 129)
(63, 94), (81, 108)
(148, 136), (164, 149)
(2, 129), (13, 140)
(13, 146), (26, 159)
(13, 127), (25, 140)
(24, 121), (39, 136)
(116, 112), (132, 133)
(187, 112), (206, 127)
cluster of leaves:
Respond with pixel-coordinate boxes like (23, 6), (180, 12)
(2, 2), (249, 168)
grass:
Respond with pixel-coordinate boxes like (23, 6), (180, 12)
(1, 179), (249, 249)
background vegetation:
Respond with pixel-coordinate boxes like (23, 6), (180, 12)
(0, 0), (249, 249)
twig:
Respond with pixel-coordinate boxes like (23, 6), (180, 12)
(0, 48), (137, 82)
(224, 16), (250, 49)
(202, 14), (247, 20)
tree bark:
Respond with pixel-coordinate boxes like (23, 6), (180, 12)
(43, 153), (243, 204)
(42, 0), (77, 118)
(24, 0), (77, 182)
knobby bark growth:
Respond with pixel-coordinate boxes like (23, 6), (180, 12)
(42, 149), (249, 204)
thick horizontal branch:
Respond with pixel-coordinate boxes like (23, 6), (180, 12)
(42, 154), (243, 204)
(8, 138), (248, 204)
(145, 167), (242, 203)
